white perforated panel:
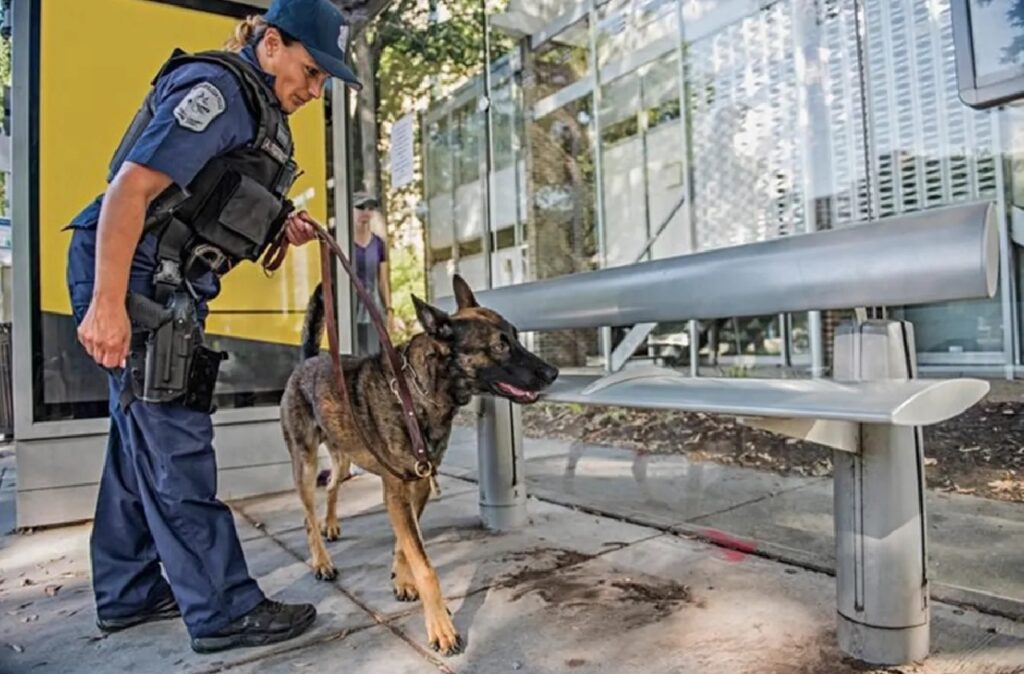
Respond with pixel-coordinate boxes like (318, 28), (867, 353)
(860, 0), (996, 221)
(688, 1), (806, 251)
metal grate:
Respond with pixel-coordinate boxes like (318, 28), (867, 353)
(687, 0), (998, 242)
(687, 1), (806, 252)
(860, 0), (996, 222)
(822, 0), (872, 226)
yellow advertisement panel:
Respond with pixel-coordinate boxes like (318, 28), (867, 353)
(34, 0), (329, 420)
(39, 0), (325, 345)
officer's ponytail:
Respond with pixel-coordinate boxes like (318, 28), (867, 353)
(224, 16), (266, 51)
(224, 15), (297, 52)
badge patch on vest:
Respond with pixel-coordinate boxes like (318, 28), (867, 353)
(174, 82), (226, 132)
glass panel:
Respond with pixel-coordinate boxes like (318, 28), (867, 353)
(968, 0), (1024, 85)
(641, 55), (681, 129)
(596, 0), (631, 68)
(641, 54), (689, 261)
(528, 95), (599, 367)
(425, 116), (455, 298)
(857, 0), (1002, 358)
(600, 73), (645, 268)
(788, 312), (811, 359)
(454, 101), (482, 186)
(597, 0), (678, 69)
(426, 117), (454, 199)
(452, 95), (487, 265)
(489, 65), (528, 289)
(492, 80), (518, 172)
(902, 298), (1004, 355)
(534, 17), (591, 101)
(699, 317), (783, 361)
(686, 1), (806, 252)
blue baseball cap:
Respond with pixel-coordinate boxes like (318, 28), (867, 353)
(264, 0), (362, 90)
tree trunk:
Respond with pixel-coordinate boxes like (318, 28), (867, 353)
(354, 31), (381, 200)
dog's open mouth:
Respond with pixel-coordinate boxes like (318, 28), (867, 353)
(494, 381), (541, 404)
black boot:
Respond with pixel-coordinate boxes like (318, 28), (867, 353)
(190, 599), (317, 654)
(96, 593), (181, 633)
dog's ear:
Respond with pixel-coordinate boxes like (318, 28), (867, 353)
(452, 274), (479, 310)
(412, 295), (453, 339)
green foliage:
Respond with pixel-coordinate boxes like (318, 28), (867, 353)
(388, 241), (426, 341)
(355, 0), (514, 311)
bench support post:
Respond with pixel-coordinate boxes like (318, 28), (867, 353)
(833, 320), (930, 665)
(476, 396), (528, 530)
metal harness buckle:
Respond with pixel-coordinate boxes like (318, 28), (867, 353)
(189, 244), (231, 276)
(414, 460), (434, 479)
(153, 259), (182, 288)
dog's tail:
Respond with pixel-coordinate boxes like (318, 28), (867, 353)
(301, 284), (325, 360)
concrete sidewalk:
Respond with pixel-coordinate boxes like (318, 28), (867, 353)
(1, 445), (1024, 673)
(441, 425), (1024, 620)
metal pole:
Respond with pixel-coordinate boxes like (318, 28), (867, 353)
(793, 0), (830, 378)
(832, 319), (930, 665)
(433, 203), (998, 331)
(781, 313), (792, 368)
(689, 320), (699, 377)
(10, 0), (35, 439)
(331, 74), (354, 354)
(992, 113), (1017, 379)
(585, 0), (611, 372)
(475, 1), (527, 530)
(481, 0), (495, 291)
(677, 0), (698, 380)
(476, 395), (528, 530)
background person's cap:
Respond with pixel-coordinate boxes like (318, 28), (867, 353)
(264, 0), (362, 90)
(353, 192), (379, 209)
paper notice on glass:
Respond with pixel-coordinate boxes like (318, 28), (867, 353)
(390, 114), (415, 190)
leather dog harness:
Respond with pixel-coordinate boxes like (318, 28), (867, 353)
(264, 216), (433, 482)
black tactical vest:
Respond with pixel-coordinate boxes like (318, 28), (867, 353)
(108, 49), (299, 299)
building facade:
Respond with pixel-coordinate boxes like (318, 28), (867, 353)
(422, 0), (1024, 379)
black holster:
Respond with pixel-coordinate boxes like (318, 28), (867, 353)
(126, 292), (227, 414)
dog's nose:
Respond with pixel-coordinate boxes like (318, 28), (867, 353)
(541, 363), (559, 384)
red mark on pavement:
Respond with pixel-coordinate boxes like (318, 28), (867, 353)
(701, 528), (758, 562)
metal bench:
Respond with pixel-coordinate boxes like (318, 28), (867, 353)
(436, 201), (999, 666)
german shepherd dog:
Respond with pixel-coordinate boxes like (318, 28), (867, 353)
(280, 275), (559, 655)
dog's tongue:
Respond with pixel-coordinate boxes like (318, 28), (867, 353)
(497, 382), (537, 400)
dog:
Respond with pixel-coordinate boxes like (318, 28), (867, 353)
(280, 274), (559, 655)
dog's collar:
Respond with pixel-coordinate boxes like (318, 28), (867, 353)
(389, 353), (442, 409)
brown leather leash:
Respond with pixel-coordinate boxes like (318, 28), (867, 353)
(263, 215), (433, 482)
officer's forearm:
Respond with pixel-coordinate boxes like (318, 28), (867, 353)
(92, 179), (146, 305)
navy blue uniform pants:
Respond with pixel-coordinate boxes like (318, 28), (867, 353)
(67, 227), (264, 637)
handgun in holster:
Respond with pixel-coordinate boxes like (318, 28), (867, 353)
(126, 291), (227, 414)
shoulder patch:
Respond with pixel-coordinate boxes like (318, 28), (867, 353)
(173, 82), (227, 132)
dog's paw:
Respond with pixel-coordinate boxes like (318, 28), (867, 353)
(427, 612), (463, 656)
(392, 579), (419, 602)
(312, 563), (338, 581)
(320, 520), (341, 542)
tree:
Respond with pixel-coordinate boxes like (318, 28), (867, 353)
(339, 0), (510, 339)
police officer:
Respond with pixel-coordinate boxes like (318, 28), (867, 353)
(65, 0), (360, 654)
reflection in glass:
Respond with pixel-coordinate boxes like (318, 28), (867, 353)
(529, 96), (599, 367)
(534, 18), (590, 101)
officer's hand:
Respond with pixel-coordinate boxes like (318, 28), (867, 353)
(284, 210), (318, 246)
(78, 297), (131, 369)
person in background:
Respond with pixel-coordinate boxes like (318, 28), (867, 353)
(352, 192), (392, 356)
